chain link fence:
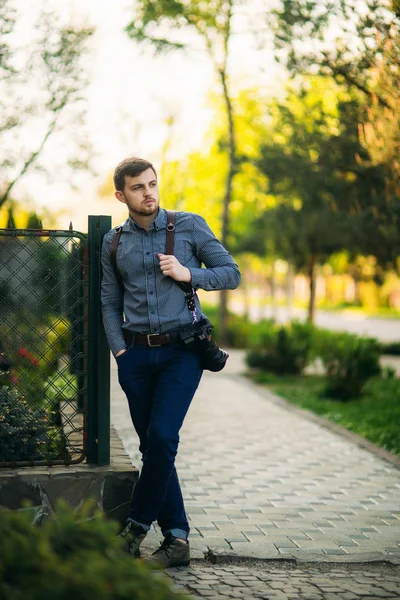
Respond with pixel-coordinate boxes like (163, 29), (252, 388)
(0, 229), (88, 467)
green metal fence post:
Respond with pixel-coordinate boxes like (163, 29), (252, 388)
(87, 215), (112, 465)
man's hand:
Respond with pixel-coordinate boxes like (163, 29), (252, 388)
(158, 254), (191, 283)
(115, 348), (127, 358)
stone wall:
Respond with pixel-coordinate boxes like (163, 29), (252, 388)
(0, 426), (138, 526)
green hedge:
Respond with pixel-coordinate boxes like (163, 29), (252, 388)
(380, 341), (400, 356)
(201, 304), (277, 348)
(0, 502), (186, 600)
(201, 303), (390, 399)
(245, 321), (314, 375)
(314, 329), (382, 399)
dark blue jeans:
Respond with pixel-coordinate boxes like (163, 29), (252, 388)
(117, 342), (203, 539)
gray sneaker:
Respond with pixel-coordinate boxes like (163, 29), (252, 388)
(145, 533), (190, 568)
(119, 521), (147, 557)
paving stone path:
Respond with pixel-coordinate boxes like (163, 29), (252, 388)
(111, 350), (400, 598)
(161, 562), (400, 599)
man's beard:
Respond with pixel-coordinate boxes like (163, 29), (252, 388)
(130, 203), (159, 217)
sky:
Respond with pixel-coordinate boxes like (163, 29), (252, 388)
(9, 0), (282, 230)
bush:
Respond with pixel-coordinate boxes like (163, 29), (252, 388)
(380, 341), (400, 356)
(202, 303), (278, 349)
(316, 329), (381, 399)
(245, 321), (315, 375)
(202, 304), (251, 348)
(0, 385), (67, 463)
(0, 502), (186, 600)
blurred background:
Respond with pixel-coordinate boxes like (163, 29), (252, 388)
(1, 0), (400, 331)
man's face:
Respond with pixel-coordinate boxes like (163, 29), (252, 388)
(115, 168), (160, 218)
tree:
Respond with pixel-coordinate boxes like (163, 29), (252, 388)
(357, 1), (400, 270)
(268, 0), (400, 272)
(241, 78), (377, 321)
(0, 0), (94, 208)
(269, 0), (396, 106)
(124, 0), (244, 342)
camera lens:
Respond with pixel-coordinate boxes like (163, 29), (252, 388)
(199, 338), (229, 372)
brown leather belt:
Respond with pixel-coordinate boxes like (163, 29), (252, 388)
(123, 330), (179, 347)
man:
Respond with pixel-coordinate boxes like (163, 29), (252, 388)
(101, 157), (240, 567)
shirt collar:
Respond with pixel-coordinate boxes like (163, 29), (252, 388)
(122, 208), (167, 232)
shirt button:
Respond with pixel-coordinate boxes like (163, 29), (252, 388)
(151, 311), (155, 314)
(150, 291), (154, 295)
(146, 251), (150, 255)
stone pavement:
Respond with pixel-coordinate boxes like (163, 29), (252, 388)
(161, 562), (400, 599)
(110, 349), (400, 598)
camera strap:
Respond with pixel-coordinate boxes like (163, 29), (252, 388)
(110, 212), (198, 323)
(165, 211), (198, 323)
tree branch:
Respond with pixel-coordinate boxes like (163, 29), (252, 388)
(0, 117), (58, 208)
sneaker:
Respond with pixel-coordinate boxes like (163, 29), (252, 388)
(145, 533), (190, 568)
(119, 521), (147, 557)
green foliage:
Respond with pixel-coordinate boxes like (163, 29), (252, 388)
(201, 304), (277, 349)
(247, 78), (374, 267)
(39, 316), (72, 375)
(380, 341), (400, 356)
(0, 0), (94, 208)
(0, 386), (66, 463)
(0, 310), (76, 462)
(315, 329), (381, 399)
(0, 502), (186, 600)
(44, 372), (77, 403)
(262, 374), (400, 456)
(269, 0), (394, 92)
(268, 1), (400, 272)
(158, 87), (272, 247)
(126, 0), (233, 53)
(246, 321), (314, 375)
(32, 242), (69, 317)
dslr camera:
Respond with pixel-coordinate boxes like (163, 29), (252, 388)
(178, 318), (229, 372)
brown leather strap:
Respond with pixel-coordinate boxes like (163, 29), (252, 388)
(165, 210), (176, 255)
(110, 226), (124, 291)
(110, 211), (192, 298)
(166, 210), (195, 297)
(123, 330), (178, 346)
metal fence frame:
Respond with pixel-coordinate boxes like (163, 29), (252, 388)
(0, 215), (111, 467)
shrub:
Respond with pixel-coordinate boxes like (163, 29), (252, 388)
(245, 321), (314, 375)
(202, 304), (251, 348)
(202, 303), (277, 349)
(380, 341), (400, 356)
(0, 385), (67, 463)
(0, 502), (186, 600)
(39, 316), (71, 375)
(316, 329), (381, 399)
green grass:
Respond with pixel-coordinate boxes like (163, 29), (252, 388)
(250, 372), (400, 456)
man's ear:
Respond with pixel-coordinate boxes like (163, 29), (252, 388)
(115, 191), (125, 204)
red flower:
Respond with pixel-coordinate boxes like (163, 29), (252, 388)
(17, 348), (39, 367)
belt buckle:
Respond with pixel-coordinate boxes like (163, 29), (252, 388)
(147, 334), (162, 347)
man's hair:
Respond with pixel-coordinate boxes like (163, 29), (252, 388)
(113, 157), (157, 192)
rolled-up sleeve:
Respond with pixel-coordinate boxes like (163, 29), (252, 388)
(100, 233), (126, 356)
(188, 214), (241, 291)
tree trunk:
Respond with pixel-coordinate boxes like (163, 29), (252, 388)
(240, 257), (249, 320)
(270, 261), (277, 321)
(286, 262), (295, 320)
(218, 64), (236, 346)
(308, 254), (317, 323)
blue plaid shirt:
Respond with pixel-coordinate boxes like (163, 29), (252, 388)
(101, 208), (241, 355)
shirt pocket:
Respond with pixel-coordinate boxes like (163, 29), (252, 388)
(117, 236), (137, 278)
(157, 238), (191, 264)
(174, 239), (191, 264)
